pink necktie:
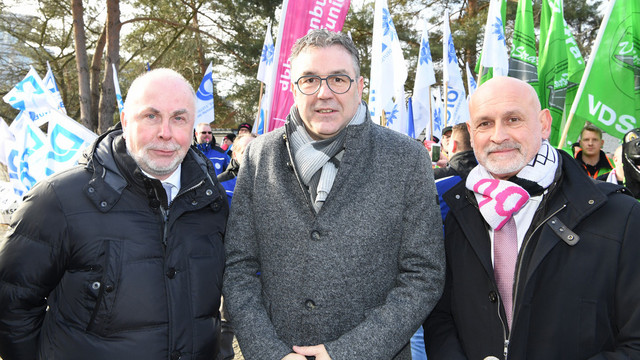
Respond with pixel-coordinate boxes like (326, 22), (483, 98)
(494, 216), (518, 329)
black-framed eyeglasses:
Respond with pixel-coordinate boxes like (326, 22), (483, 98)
(294, 74), (354, 95)
(200, 131), (212, 134)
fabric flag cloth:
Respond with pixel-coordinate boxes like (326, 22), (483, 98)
(479, 0), (509, 77)
(44, 62), (67, 114)
(509, 0), (539, 97)
(45, 109), (98, 174)
(112, 64), (124, 116)
(0, 117), (15, 166)
(5, 121), (52, 196)
(563, 0), (640, 148)
(475, 0), (508, 85)
(255, 24), (275, 135)
(3, 66), (60, 127)
(196, 62), (215, 128)
(369, 0), (408, 135)
(427, 86), (444, 142)
(466, 63), (477, 96)
(266, 0), (351, 132)
(538, 0), (570, 146)
(539, 0), (585, 147)
(412, 22), (436, 139)
(442, 10), (469, 127)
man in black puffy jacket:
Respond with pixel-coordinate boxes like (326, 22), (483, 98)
(0, 68), (228, 360)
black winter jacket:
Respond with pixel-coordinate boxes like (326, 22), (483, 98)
(424, 150), (640, 360)
(433, 150), (478, 180)
(0, 129), (228, 360)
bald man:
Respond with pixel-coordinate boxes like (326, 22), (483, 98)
(423, 77), (640, 360)
(0, 69), (228, 360)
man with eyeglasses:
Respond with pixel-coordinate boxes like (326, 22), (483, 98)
(223, 29), (444, 360)
(195, 122), (230, 176)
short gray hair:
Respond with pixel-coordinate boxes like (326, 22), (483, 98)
(123, 68), (196, 115)
(290, 29), (360, 78)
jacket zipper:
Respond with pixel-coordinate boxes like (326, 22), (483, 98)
(503, 203), (567, 359)
(159, 179), (205, 248)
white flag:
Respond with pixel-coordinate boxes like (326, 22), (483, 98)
(412, 22), (436, 138)
(256, 24), (276, 135)
(466, 63), (478, 96)
(45, 109), (98, 173)
(428, 86), (444, 141)
(3, 66), (59, 127)
(44, 62), (67, 114)
(257, 24), (275, 84)
(442, 11), (469, 126)
(6, 121), (53, 196)
(0, 117), (15, 166)
(112, 64), (124, 115)
(480, 0), (510, 77)
(196, 62), (215, 128)
(369, 0), (409, 135)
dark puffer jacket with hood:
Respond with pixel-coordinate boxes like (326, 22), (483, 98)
(0, 127), (228, 360)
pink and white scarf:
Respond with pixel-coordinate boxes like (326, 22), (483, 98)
(465, 141), (559, 230)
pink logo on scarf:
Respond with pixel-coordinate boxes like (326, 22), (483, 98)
(473, 179), (530, 230)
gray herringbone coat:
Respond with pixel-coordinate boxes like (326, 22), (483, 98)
(223, 117), (445, 360)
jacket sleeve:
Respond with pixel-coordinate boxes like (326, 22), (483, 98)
(589, 198), (640, 359)
(423, 214), (469, 360)
(222, 145), (293, 360)
(0, 181), (68, 360)
(323, 146), (446, 359)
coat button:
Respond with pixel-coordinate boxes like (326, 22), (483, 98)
(311, 231), (321, 241)
(212, 201), (221, 212)
(104, 284), (114, 293)
(488, 291), (498, 303)
(100, 201), (108, 208)
(170, 350), (182, 360)
(167, 268), (177, 279)
(305, 299), (317, 310)
(91, 281), (101, 290)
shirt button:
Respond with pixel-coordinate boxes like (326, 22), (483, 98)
(311, 231), (321, 241)
(167, 268), (177, 279)
(488, 291), (498, 303)
(305, 299), (317, 310)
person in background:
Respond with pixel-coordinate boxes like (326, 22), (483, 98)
(597, 145), (624, 185)
(218, 133), (256, 205)
(574, 124), (613, 178)
(237, 122), (252, 135)
(221, 133), (236, 157)
(620, 128), (640, 199)
(434, 123), (477, 180)
(195, 122), (230, 176)
(223, 29), (444, 360)
(0, 68), (229, 360)
(424, 76), (640, 360)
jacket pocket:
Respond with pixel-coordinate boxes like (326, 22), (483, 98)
(86, 239), (124, 336)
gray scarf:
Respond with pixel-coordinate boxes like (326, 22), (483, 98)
(286, 102), (366, 212)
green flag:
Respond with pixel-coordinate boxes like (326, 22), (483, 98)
(475, 0), (508, 85)
(562, 0), (640, 148)
(538, 0), (569, 147)
(509, 0), (539, 97)
(559, 18), (586, 151)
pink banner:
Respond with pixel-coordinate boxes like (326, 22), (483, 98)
(267, 0), (351, 132)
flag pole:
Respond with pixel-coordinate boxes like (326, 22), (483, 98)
(381, 111), (387, 127)
(443, 81), (449, 128)
(254, 82), (264, 129)
(557, 0), (615, 149)
(429, 87), (434, 140)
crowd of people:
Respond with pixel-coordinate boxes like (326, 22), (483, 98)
(1, 29), (639, 360)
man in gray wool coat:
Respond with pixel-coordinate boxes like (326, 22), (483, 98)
(223, 29), (445, 360)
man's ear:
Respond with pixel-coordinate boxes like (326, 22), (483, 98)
(539, 109), (552, 140)
(451, 139), (459, 154)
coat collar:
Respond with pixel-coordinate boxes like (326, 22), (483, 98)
(444, 150), (609, 280)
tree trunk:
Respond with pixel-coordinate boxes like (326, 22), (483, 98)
(71, 0), (92, 129)
(98, 0), (120, 135)
(466, 0), (479, 73)
(90, 26), (107, 133)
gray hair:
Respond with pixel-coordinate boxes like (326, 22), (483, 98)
(123, 68), (196, 115)
(290, 29), (360, 78)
